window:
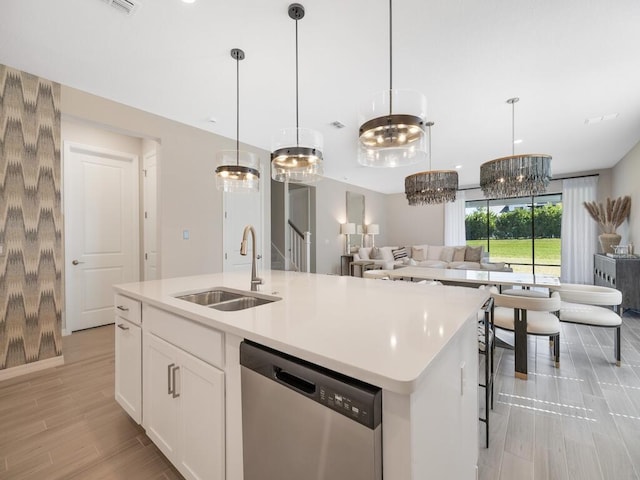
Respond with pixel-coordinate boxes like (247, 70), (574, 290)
(465, 194), (562, 276)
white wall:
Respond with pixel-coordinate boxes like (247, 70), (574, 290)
(314, 178), (387, 275)
(61, 86), (270, 279)
(612, 139), (640, 246)
(384, 193), (444, 247)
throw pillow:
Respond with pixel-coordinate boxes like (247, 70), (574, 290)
(412, 247), (426, 261)
(465, 245), (483, 262)
(453, 246), (466, 262)
(402, 257), (418, 265)
(358, 247), (370, 260)
(440, 246), (454, 262)
(370, 246), (381, 259)
(392, 247), (408, 260)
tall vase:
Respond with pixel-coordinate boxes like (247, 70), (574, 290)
(599, 233), (621, 254)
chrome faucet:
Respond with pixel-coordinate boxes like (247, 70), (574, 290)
(240, 225), (262, 291)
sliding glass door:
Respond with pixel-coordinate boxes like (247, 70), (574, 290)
(465, 194), (562, 275)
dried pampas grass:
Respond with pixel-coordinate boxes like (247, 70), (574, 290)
(583, 196), (631, 233)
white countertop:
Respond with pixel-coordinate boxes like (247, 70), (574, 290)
(115, 271), (489, 394)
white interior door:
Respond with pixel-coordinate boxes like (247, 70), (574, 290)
(64, 142), (139, 332)
(143, 149), (159, 280)
(223, 189), (263, 272)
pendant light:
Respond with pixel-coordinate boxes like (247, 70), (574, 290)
(358, 0), (428, 168)
(271, 3), (323, 183)
(480, 97), (552, 199)
(405, 122), (458, 205)
(215, 48), (260, 192)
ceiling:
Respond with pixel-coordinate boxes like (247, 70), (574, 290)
(2, 0), (640, 194)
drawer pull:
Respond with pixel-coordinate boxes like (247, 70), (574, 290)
(117, 323), (129, 331)
(172, 366), (181, 399)
(168, 363), (175, 395)
(117, 305), (130, 312)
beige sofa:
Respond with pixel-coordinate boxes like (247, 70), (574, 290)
(354, 244), (511, 272)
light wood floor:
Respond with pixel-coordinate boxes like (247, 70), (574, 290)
(2, 314), (639, 479)
(479, 310), (640, 480)
(0, 326), (183, 480)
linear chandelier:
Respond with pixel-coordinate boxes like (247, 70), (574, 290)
(271, 3), (323, 183)
(215, 48), (260, 192)
(357, 0), (428, 168)
(480, 97), (551, 199)
(405, 122), (458, 205)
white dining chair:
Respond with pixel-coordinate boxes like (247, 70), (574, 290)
(550, 284), (622, 366)
(489, 288), (562, 376)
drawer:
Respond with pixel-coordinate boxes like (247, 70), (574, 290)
(114, 294), (142, 325)
(144, 304), (224, 369)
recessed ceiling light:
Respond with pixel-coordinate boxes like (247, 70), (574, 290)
(455, 165), (462, 169)
(513, 139), (523, 145)
(207, 117), (217, 124)
(182, 0), (196, 4)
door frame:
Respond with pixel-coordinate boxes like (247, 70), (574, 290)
(62, 141), (140, 334)
(222, 174), (267, 273)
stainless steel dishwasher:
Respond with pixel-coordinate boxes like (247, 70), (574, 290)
(240, 340), (383, 480)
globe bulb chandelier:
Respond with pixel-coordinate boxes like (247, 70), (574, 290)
(214, 48), (260, 193)
(357, 0), (428, 168)
(271, 3), (324, 183)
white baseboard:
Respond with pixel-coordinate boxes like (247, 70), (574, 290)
(0, 355), (65, 382)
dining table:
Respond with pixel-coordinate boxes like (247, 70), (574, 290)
(387, 266), (561, 379)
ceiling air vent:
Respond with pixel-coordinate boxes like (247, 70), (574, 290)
(101, 0), (140, 15)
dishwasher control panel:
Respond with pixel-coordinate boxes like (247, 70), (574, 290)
(320, 386), (372, 427)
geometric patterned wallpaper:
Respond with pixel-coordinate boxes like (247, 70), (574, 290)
(0, 64), (62, 369)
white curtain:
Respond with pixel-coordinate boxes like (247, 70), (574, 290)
(561, 177), (598, 284)
(444, 190), (466, 246)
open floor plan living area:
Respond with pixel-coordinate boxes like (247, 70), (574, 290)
(2, 0), (640, 479)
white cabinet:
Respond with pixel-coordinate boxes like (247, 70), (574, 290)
(114, 295), (142, 424)
(144, 332), (225, 480)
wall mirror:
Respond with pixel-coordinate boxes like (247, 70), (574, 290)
(346, 191), (365, 251)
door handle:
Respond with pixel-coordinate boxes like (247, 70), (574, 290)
(171, 366), (180, 398)
(168, 363), (175, 395)
(116, 305), (129, 312)
(256, 254), (262, 260)
(117, 323), (129, 331)
(72, 260), (85, 265)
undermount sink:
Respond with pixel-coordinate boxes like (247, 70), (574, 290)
(175, 287), (280, 312)
(210, 296), (274, 311)
(176, 290), (243, 306)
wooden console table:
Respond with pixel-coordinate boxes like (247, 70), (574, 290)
(594, 253), (640, 312)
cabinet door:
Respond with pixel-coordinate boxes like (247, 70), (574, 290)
(115, 318), (142, 423)
(143, 333), (180, 460)
(177, 350), (225, 480)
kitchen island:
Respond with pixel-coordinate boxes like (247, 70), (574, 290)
(114, 270), (489, 480)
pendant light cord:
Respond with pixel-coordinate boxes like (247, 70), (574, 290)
(236, 53), (240, 166)
(428, 123), (432, 170)
(389, 0), (393, 115)
(511, 100), (515, 156)
(295, 17), (300, 146)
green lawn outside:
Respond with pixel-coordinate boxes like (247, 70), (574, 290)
(467, 238), (561, 275)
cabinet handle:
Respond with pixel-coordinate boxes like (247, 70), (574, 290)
(168, 363), (175, 395)
(172, 366), (180, 399)
(117, 323), (129, 331)
(117, 305), (130, 311)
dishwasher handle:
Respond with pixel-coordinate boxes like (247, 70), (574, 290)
(274, 367), (316, 395)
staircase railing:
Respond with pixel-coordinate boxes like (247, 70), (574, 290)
(288, 220), (311, 273)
